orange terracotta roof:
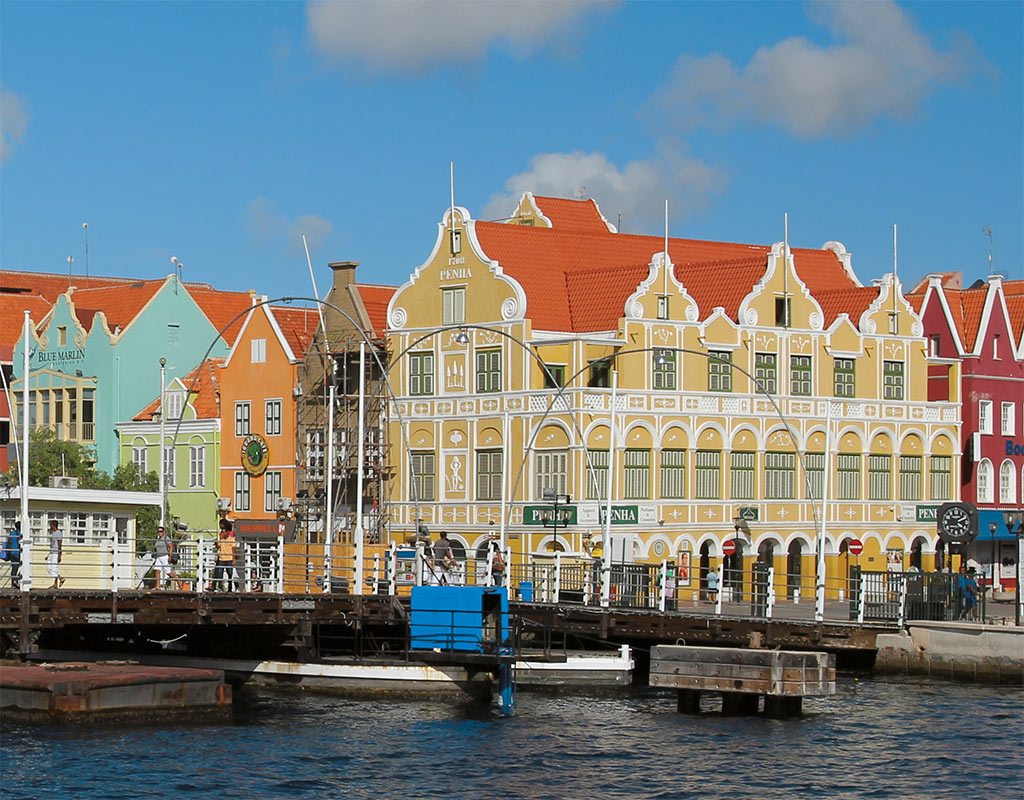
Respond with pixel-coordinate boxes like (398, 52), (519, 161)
(134, 358), (223, 421)
(270, 306), (320, 360)
(356, 284), (397, 338)
(0, 270), (140, 303)
(69, 281), (164, 331)
(810, 287), (879, 328)
(0, 292), (53, 349)
(473, 211), (858, 332)
(1005, 295), (1024, 346)
(530, 196), (614, 234)
(1002, 280), (1024, 297)
(189, 287), (255, 346)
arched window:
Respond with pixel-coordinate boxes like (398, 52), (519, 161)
(999, 460), (1016, 504)
(977, 459), (994, 504)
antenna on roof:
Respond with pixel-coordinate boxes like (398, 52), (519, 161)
(170, 256), (183, 294)
(893, 223), (899, 315)
(66, 255), (74, 277)
(82, 223), (89, 277)
(449, 161), (461, 255)
(663, 199), (670, 298)
(783, 213), (790, 328)
(982, 226), (995, 275)
(301, 234), (328, 344)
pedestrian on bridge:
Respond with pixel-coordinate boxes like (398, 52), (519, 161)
(47, 520), (64, 589)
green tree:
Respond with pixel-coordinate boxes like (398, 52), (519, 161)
(3, 427), (101, 487)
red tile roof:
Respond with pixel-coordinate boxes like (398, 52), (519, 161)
(472, 204), (858, 331)
(270, 306), (320, 360)
(0, 292), (53, 349)
(356, 284), (397, 339)
(529, 196), (615, 234)
(188, 286), (256, 346)
(814, 288), (880, 328)
(0, 270), (139, 303)
(69, 281), (164, 331)
(134, 358), (224, 421)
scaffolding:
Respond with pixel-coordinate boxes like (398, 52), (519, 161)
(294, 308), (391, 551)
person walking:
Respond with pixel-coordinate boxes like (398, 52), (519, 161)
(47, 520), (63, 589)
(433, 531), (455, 585)
(705, 566), (720, 604)
(153, 526), (174, 590)
(213, 520), (238, 591)
(4, 521), (23, 589)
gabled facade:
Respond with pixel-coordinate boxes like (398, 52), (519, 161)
(116, 358), (224, 533)
(384, 193), (960, 593)
(912, 274), (1024, 587)
(9, 272), (254, 474)
(219, 301), (317, 524)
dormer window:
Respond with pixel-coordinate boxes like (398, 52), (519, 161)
(450, 229), (462, 255)
(993, 334), (1000, 360)
(888, 312), (898, 335)
(929, 335), (940, 357)
(657, 295), (669, 320)
(775, 297), (790, 327)
(58, 326), (67, 347)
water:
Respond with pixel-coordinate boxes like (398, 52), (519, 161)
(1, 676), (1021, 799)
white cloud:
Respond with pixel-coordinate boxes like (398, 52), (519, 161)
(306, 0), (615, 72)
(480, 149), (724, 233)
(0, 85), (30, 163)
(657, 0), (970, 138)
(243, 196), (333, 256)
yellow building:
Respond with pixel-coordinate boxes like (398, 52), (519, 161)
(384, 194), (960, 599)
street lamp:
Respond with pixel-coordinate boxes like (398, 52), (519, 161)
(158, 357), (167, 528)
(1006, 510), (1024, 626)
(989, 521), (998, 595)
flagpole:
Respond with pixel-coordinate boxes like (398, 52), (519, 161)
(20, 312), (32, 592)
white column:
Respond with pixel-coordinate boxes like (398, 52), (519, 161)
(601, 372), (617, 607)
(158, 359), (167, 528)
(20, 311), (31, 592)
(354, 342), (366, 595)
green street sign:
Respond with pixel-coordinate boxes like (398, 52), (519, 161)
(916, 505), (940, 523)
(738, 506), (759, 522)
(524, 505), (577, 526)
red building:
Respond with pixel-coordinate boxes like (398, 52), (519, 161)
(911, 274), (1024, 587)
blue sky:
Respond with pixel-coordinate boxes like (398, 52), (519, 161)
(1, 1), (1021, 300)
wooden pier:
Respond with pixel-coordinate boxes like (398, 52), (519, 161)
(0, 660), (232, 722)
(650, 644), (836, 716)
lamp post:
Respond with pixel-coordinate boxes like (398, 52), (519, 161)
(158, 357), (167, 528)
(989, 521), (998, 595)
(1007, 511), (1024, 627)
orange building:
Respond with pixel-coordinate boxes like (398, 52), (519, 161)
(218, 301), (318, 523)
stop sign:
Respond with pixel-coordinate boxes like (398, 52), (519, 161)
(849, 538), (864, 556)
(722, 539), (737, 557)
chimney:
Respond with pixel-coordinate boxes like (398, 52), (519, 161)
(329, 261), (359, 293)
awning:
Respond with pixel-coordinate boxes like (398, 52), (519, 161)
(976, 510), (1021, 542)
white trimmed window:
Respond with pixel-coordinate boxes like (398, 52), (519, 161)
(837, 454), (862, 500)
(695, 450), (721, 500)
(189, 446), (205, 488)
(411, 451), (436, 502)
(535, 450), (568, 499)
(132, 446), (148, 478)
(868, 454), (891, 501)
(805, 452), (825, 500)
(166, 391), (184, 421)
(163, 446), (175, 488)
(475, 449), (502, 501)
(264, 471), (282, 512)
(235, 402), (251, 436)
(977, 459), (993, 504)
(765, 451), (795, 500)
(660, 449), (687, 499)
(587, 448), (609, 500)
(251, 338), (267, 364)
(731, 451), (756, 500)
(623, 449), (650, 500)
(265, 399), (282, 436)
(442, 287), (465, 326)
(930, 455), (952, 501)
(882, 361), (904, 401)
(899, 455), (922, 501)
(999, 460), (1016, 504)
(755, 353), (777, 395)
(409, 353), (435, 396)
(1001, 402), (1015, 436)
(979, 400), (993, 435)
(234, 471), (251, 512)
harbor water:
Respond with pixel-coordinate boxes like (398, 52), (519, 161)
(2, 675), (1021, 799)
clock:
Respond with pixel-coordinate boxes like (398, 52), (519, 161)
(937, 502), (977, 544)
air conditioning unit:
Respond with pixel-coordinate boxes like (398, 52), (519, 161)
(277, 497), (293, 511)
(48, 476), (79, 489)
(216, 497), (232, 511)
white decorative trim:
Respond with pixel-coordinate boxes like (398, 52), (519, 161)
(808, 312), (823, 330)
(627, 300), (644, 318)
(501, 296), (522, 320)
(389, 306), (408, 329)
